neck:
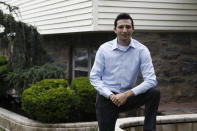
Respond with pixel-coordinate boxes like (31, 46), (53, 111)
(118, 39), (131, 46)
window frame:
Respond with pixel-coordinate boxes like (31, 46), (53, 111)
(72, 48), (96, 79)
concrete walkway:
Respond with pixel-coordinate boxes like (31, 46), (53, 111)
(158, 102), (197, 115)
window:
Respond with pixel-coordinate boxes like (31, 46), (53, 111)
(72, 48), (97, 78)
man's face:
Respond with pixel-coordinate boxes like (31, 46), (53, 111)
(114, 19), (134, 43)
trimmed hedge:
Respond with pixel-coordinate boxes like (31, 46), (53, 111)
(71, 77), (96, 113)
(22, 79), (74, 123)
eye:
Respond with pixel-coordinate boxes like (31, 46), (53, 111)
(118, 25), (124, 29)
(126, 25), (131, 29)
(117, 25), (132, 29)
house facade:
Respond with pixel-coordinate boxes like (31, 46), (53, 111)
(1, 0), (197, 103)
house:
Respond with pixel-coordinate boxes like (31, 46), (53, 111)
(1, 0), (197, 102)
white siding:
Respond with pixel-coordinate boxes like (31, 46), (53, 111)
(95, 0), (197, 31)
(1, 0), (197, 34)
(2, 0), (94, 34)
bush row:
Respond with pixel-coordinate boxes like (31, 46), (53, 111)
(22, 77), (96, 123)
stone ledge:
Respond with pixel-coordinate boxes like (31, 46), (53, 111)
(0, 107), (98, 131)
(116, 114), (197, 131)
(1, 107), (197, 131)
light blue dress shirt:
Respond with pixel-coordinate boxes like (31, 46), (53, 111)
(90, 37), (157, 99)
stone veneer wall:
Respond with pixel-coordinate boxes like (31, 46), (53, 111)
(42, 32), (197, 103)
(133, 32), (197, 103)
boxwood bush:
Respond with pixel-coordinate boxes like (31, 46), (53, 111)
(22, 79), (75, 123)
(71, 77), (96, 114)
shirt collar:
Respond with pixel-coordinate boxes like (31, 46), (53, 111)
(112, 37), (136, 50)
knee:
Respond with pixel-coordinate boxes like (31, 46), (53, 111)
(148, 88), (160, 98)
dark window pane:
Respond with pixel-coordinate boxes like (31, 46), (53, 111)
(91, 49), (97, 67)
(75, 70), (88, 77)
(74, 49), (88, 68)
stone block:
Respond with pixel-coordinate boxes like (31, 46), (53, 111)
(192, 123), (197, 131)
(159, 33), (169, 39)
(166, 47), (179, 52)
(180, 58), (197, 75)
(177, 123), (193, 131)
(171, 33), (191, 45)
(161, 53), (180, 60)
(181, 48), (197, 55)
(163, 70), (178, 77)
(143, 41), (160, 56)
(156, 124), (162, 131)
(169, 77), (185, 83)
(157, 115), (185, 124)
(135, 126), (143, 131)
(161, 124), (176, 131)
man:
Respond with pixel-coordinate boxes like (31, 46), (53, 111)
(90, 13), (160, 131)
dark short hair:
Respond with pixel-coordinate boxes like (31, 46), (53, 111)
(114, 13), (134, 29)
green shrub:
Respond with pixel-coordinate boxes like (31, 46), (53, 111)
(0, 55), (7, 66)
(5, 63), (65, 97)
(22, 79), (74, 123)
(0, 65), (8, 74)
(0, 55), (8, 74)
(0, 55), (8, 98)
(71, 77), (96, 113)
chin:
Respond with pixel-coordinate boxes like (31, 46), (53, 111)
(121, 37), (130, 41)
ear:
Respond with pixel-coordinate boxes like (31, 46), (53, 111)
(132, 28), (134, 33)
(114, 27), (117, 34)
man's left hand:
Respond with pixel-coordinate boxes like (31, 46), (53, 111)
(110, 90), (134, 107)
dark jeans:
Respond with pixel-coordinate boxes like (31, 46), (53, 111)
(96, 88), (160, 131)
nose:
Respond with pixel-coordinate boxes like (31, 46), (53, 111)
(123, 26), (127, 32)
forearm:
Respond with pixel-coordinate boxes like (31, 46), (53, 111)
(124, 90), (135, 98)
(90, 73), (113, 98)
(132, 79), (157, 96)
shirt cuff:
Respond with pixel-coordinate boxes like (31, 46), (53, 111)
(103, 90), (114, 99)
(131, 88), (140, 96)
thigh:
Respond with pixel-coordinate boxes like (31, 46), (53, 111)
(119, 88), (160, 112)
(96, 93), (119, 131)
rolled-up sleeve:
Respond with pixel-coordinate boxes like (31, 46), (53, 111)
(90, 47), (113, 98)
(131, 47), (157, 96)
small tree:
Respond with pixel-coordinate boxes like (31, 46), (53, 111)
(0, 5), (49, 72)
(0, 2), (52, 97)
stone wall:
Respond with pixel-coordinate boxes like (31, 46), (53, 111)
(0, 107), (98, 131)
(42, 35), (71, 79)
(133, 32), (197, 103)
(42, 32), (115, 81)
(1, 107), (197, 131)
(116, 114), (197, 131)
(42, 32), (197, 103)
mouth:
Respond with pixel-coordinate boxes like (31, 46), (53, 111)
(121, 34), (129, 38)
